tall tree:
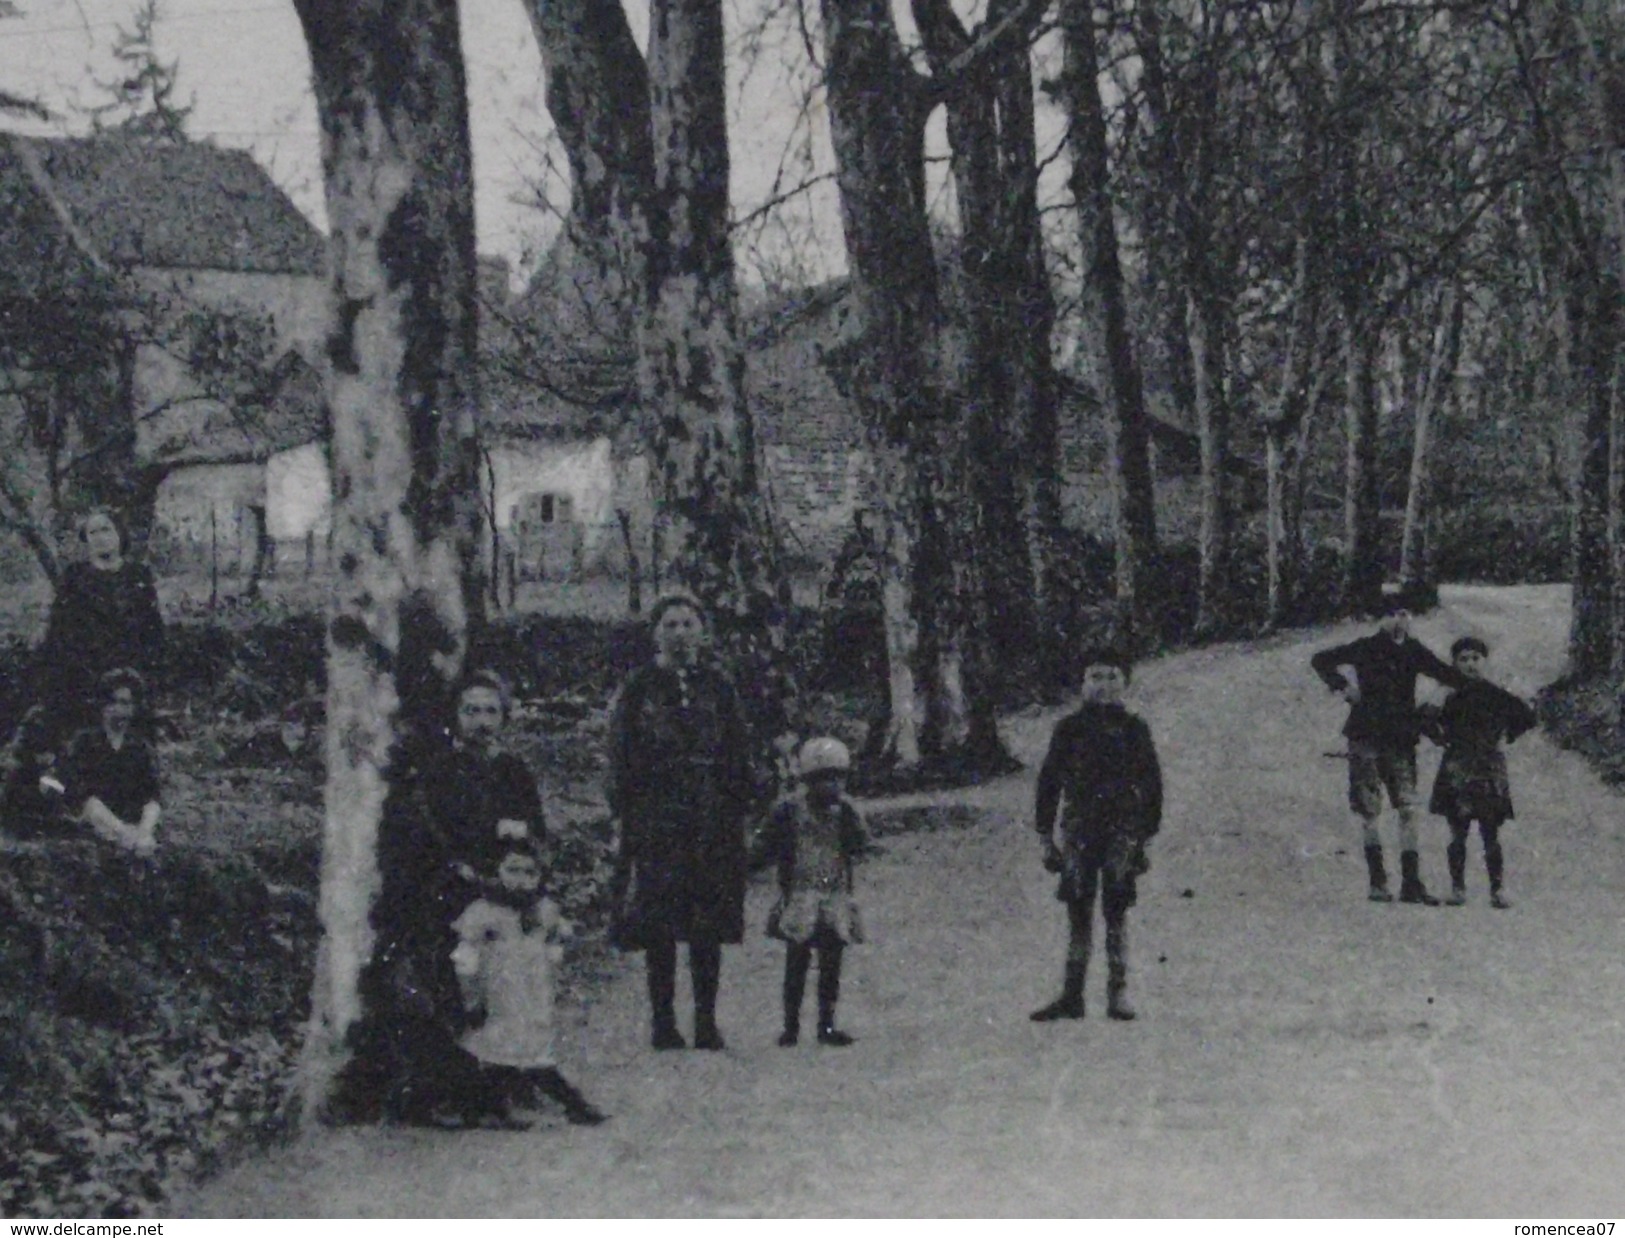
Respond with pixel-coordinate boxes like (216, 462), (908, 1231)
(1059, 0), (1160, 651)
(912, 0), (1054, 685)
(289, 0), (486, 1122)
(818, 0), (941, 767)
(1397, 282), (1464, 587)
(1569, 0), (1625, 680)
(642, 0), (791, 730)
(1508, 0), (1618, 680)
(524, 0), (791, 731)
(522, 0), (653, 615)
(1128, 0), (1242, 634)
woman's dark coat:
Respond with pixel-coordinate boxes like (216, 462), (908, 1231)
(608, 662), (755, 947)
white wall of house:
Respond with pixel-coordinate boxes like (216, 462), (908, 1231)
(152, 462), (264, 574)
(488, 438), (612, 532)
(486, 438), (624, 575)
(266, 442), (331, 540)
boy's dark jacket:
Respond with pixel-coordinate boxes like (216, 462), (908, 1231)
(1310, 633), (1465, 744)
(1036, 703), (1163, 848)
(755, 790), (867, 895)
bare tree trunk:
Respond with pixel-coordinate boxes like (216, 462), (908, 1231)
(243, 505), (272, 599)
(913, 0), (1044, 690)
(643, 0), (791, 733)
(291, 0), (485, 1125)
(616, 507), (643, 615)
(1610, 331), (1625, 682)
(995, 23), (1064, 679)
(1190, 285), (1233, 633)
(867, 448), (922, 767)
(1132, 2), (1196, 434)
(823, 0), (996, 771)
(1326, 0), (1384, 616)
(1572, 3), (1625, 679)
(1265, 428), (1296, 625)
(529, 0), (790, 728)
(1399, 284), (1463, 586)
(524, 0), (653, 315)
(1566, 274), (1617, 680)
(1265, 357), (1330, 630)
(1263, 225), (1325, 629)
(1341, 318), (1385, 613)
(1061, 0), (1159, 651)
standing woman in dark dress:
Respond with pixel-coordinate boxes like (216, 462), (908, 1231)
(35, 507), (165, 743)
(609, 592), (756, 1051)
(5, 508), (164, 834)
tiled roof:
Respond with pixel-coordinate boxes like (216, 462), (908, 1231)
(2, 132), (324, 275)
(0, 137), (109, 302)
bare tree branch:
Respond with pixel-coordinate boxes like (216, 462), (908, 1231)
(921, 0), (1052, 107)
(730, 170), (837, 233)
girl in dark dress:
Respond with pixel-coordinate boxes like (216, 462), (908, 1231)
(608, 591), (756, 1051)
(1423, 637), (1537, 909)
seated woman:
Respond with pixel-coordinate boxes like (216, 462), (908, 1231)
(356, 668), (550, 1125)
(54, 667), (161, 857)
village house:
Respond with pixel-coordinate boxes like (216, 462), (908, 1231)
(0, 131), (328, 580)
(473, 248), (1256, 588)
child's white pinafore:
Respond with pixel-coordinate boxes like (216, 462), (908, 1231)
(451, 899), (562, 1068)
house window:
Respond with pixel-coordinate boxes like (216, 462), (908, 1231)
(531, 492), (574, 524)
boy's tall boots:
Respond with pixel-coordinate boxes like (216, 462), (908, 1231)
(1031, 957), (1087, 1021)
(1033, 900), (1090, 1021)
(1485, 834), (1510, 908)
(1105, 921), (1135, 1021)
(1445, 832), (1468, 905)
(1364, 844), (1393, 902)
(1398, 850), (1440, 905)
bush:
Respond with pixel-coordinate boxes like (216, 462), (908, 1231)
(1431, 504), (1570, 585)
(1052, 530), (1350, 657)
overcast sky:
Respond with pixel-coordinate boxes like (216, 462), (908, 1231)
(0, 0), (855, 288)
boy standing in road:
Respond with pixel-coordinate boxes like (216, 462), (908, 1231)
(1031, 649), (1163, 1023)
(1311, 596), (1466, 905)
(1422, 636), (1537, 909)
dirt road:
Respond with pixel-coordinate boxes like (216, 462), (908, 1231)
(184, 585), (1625, 1217)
